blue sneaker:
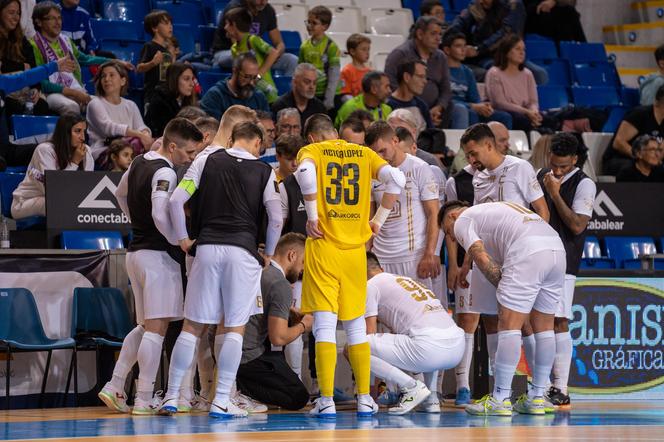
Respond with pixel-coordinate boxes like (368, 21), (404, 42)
(455, 388), (471, 406)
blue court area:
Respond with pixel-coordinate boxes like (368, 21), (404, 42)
(2, 404), (664, 440)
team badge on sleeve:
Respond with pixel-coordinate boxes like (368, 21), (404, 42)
(156, 180), (170, 192)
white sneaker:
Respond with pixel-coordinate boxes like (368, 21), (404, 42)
(158, 395), (179, 415)
(132, 394), (162, 415)
(309, 397), (336, 418)
(98, 382), (130, 413)
(388, 380), (431, 415)
(357, 395), (379, 417)
(416, 395), (441, 413)
(209, 400), (249, 418)
(178, 392), (210, 413)
(232, 392), (268, 413)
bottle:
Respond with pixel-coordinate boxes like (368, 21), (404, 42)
(24, 100), (34, 115)
(0, 215), (9, 249)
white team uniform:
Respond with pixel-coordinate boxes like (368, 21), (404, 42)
(365, 272), (465, 374)
(117, 151), (184, 324)
(182, 147), (279, 326)
(468, 156), (545, 314)
(371, 154), (439, 291)
(454, 202), (565, 315)
(429, 165), (448, 306)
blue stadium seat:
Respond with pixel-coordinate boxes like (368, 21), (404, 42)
(90, 19), (143, 41)
(60, 230), (125, 250)
(451, 0), (468, 11)
(526, 40), (557, 60)
(571, 86), (620, 107)
(620, 87), (640, 108)
(100, 0), (149, 22)
(4, 166), (26, 173)
(531, 59), (571, 86)
(572, 62), (620, 87)
(154, 0), (207, 27)
(604, 236), (657, 269)
(560, 42), (608, 63)
(403, 0), (422, 18)
(12, 115), (58, 140)
(281, 31), (302, 56)
(580, 236), (616, 269)
(198, 25), (216, 52)
(537, 85), (570, 110)
(273, 75), (292, 96)
(0, 172), (23, 218)
(525, 33), (555, 41)
(99, 39), (144, 65)
(602, 107), (627, 133)
(198, 71), (229, 93)
(173, 24), (197, 55)
(212, 0), (232, 25)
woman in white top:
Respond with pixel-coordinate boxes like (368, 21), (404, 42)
(11, 113), (93, 218)
(86, 61), (153, 162)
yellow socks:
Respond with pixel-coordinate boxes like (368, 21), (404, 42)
(347, 342), (371, 395)
(315, 341), (337, 397)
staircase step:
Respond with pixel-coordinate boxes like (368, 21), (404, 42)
(603, 21), (664, 45)
(631, 1), (664, 23)
(606, 44), (658, 69)
(617, 67), (658, 88)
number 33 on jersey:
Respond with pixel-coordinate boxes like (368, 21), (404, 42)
(297, 140), (387, 249)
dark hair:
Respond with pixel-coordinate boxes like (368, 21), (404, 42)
(275, 134), (305, 158)
(656, 83), (664, 103)
(655, 43), (664, 63)
(107, 139), (133, 166)
(348, 109), (374, 124)
(255, 110), (273, 121)
(0, 0), (25, 62)
(410, 15), (442, 40)
(275, 232), (306, 255)
(233, 52), (258, 73)
(366, 251), (382, 270)
(194, 116), (219, 134)
(441, 30), (466, 48)
(396, 59), (427, 84)
(417, 128), (447, 154)
(32, 1), (59, 32)
(144, 10), (172, 36)
(420, 0), (444, 16)
(231, 121), (264, 144)
(165, 62), (197, 107)
(162, 117), (204, 149)
(494, 34), (524, 71)
(309, 5), (332, 27)
(632, 134), (658, 157)
(224, 7), (252, 33)
(437, 200), (470, 227)
(340, 118), (365, 135)
(365, 120), (394, 147)
(550, 132), (579, 157)
(51, 113), (86, 171)
(395, 126), (414, 144)
(361, 70), (386, 95)
(460, 123), (495, 148)
(94, 61), (129, 97)
(347, 33), (371, 52)
(304, 113), (334, 138)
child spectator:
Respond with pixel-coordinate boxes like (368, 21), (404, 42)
(225, 7), (279, 103)
(340, 33), (371, 99)
(107, 138), (133, 172)
(640, 44), (664, 106)
(299, 6), (341, 110)
(58, 0), (97, 54)
(137, 10), (173, 105)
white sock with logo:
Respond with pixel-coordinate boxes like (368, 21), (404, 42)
(214, 332), (244, 408)
(492, 330), (522, 402)
(136, 332), (164, 403)
(455, 333), (474, 391)
(109, 325), (144, 391)
(165, 331), (199, 401)
(530, 331), (556, 399)
(553, 331), (572, 395)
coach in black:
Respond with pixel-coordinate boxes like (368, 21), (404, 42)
(538, 133), (596, 409)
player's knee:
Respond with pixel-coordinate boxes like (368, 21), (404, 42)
(342, 316), (367, 346)
(313, 312), (337, 343)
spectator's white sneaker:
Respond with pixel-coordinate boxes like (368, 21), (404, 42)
(232, 392), (268, 413)
(209, 400), (249, 419)
(98, 382), (130, 413)
(388, 380), (431, 415)
(309, 397), (336, 419)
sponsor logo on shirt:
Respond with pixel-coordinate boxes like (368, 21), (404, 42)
(327, 209), (360, 220)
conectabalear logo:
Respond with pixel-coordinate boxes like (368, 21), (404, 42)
(569, 280), (664, 394)
(327, 209), (360, 220)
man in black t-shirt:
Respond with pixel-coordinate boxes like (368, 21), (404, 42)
(211, 0), (298, 76)
(616, 135), (664, 182)
(604, 84), (664, 176)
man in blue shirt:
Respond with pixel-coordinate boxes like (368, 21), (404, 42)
(58, 0), (98, 54)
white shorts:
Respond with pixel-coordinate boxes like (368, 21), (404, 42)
(184, 244), (263, 327)
(292, 280), (302, 309)
(430, 265), (448, 309)
(466, 268), (498, 315)
(368, 326), (465, 374)
(497, 249), (566, 315)
(185, 254), (194, 277)
(555, 274), (576, 319)
(126, 250), (184, 325)
(382, 258), (433, 293)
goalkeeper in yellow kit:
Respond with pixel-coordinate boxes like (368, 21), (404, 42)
(295, 114), (405, 417)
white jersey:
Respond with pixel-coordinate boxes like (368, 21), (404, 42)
(445, 164), (474, 202)
(365, 272), (456, 335)
(473, 155), (543, 207)
(454, 202), (563, 266)
(371, 154), (439, 263)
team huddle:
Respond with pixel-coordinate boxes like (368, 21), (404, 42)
(97, 106), (596, 418)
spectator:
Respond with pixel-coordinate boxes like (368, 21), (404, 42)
(420, 0), (445, 23)
(145, 63), (197, 138)
(212, 0), (297, 76)
(524, 0), (586, 43)
(604, 84), (664, 176)
(387, 108), (444, 171)
(11, 112), (92, 218)
(339, 118), (366, 145)
(640, 44), (664, 106)
(529, 134), (552, 171)
(225, 7), (279, 103)
(299, 6), (341, 110)
(107, 138), (133, 172)
(449, 0), (548, 85)
(275, 107), (301, 137)
(29, 1), (124, 114)
(137, 10), (173, 105)
(194, 116), (220, 148)
(340, 33), (371, 99)
(387, 59), (434, 133)
(385, 16), (452, 128)
(235, 232), (312, 411)
(274, 133), (305, 182)
(86, 61), (152, 162)
(19, 0), (34, 38)
(616, 135), (664, 182)
(485, 35), (541, 132)
(58, 0), (97, 54)
(442, 31), (512, 129)
(335, 71), (392, 128)
(200, 53), (269, 120)
(271, 63), (326, 129)
(257, 109), (277, 166)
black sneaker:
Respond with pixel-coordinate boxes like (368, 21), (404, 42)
(546, 386), (571, 409)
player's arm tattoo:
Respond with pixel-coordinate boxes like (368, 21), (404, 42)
(468, 242), (502, 288)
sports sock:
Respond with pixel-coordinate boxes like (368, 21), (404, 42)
(492, 330), (521, 402)
(348, 342), (371, 395)
(197, 335), (215, 398)
(529, 331), (556, 399)
(164, 331), (199, 400)
(180, 346), (197, 400)
(315, 342), (337, 398)
(136, 331), (165, 403)
(455, 333), (474, 391)
(370, 355), (416, 390)
(552, 331), (572, 395)
(523, 334), (536, 376)
(214, 332), (243, 407)
(486, 333), (498, 376)
(109, 325), (144, 391)
(424, 371), (438, 398)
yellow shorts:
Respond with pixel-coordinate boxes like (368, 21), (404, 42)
(301, 238), (367, 321)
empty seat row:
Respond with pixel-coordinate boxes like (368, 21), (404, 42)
(582, 236), (664, 269)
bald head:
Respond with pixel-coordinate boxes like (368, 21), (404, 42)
(488, 121), (510, 154)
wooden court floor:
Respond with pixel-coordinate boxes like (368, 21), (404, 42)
(1, 402), (663, 441)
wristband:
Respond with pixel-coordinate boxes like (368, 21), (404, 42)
(299, 322), (306, 334)
(304, 199), (318, 221)
(371, 206), (391, 229)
